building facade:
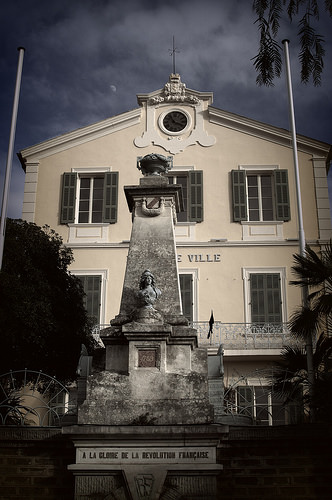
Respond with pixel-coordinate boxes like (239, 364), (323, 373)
(19, 74), (332, 425)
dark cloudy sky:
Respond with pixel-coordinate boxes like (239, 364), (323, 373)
(1, 0), (332, 219)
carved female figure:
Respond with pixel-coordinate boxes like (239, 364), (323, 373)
(137, 270), (161, 309)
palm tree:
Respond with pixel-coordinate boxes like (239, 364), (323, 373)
(272, 333), (332, 422)
(290, 241), (332, 339)
(273, 241), (332, 421)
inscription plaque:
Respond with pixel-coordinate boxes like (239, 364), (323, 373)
(77, 447), (216, 464)
(138, 349), (156, 367)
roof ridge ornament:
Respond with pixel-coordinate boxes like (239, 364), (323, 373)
(149, 74), (200, 105)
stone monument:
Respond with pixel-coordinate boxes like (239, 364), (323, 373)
(64, 153), (227, 499)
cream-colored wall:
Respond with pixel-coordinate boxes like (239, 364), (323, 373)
(32, 110), (320, 245)
(21, 99), (329, 326)
(68, 241), (307, 325)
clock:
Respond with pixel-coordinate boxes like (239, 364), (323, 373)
(162, 111), (188, 133)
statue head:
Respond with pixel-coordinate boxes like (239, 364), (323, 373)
(139, 269), (155, 289)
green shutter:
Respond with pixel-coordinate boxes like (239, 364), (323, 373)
(103, 171), (119, 223)
(180, 274), (193, 323)
(250, 273), (282, 324)
(188, 170), (203, 222)
(77, 275), (101, 324)
(231, 170), (247, 221)
(274, 170), (290, 221)
(60, 173), (77, 224)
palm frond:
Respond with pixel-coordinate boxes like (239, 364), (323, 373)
(298, 10), (325, 85)
(311, 293), (332, 316)
(291, 245), (330, 286)
(289, 305), (320, 341)
(280, 344), (308, 369)
(313, 331), (332, 366)
(325, 0), (332, 16)
(253, 0), (269, 18)
(252, 19), (282, 86)
(286, 0), (299, 21)
(268, 0), (283, 36)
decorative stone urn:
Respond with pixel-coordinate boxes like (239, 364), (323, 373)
(137, 153), (173, 176)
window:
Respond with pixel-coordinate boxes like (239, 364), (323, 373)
(60, 171), (118, 224)
(232, 169), (290, 222)
(168, 170), (203, 222)
(76, 275), (102, 324)
(250, 273), (282, 324)
(236, 385), (302, 426)
(243, 268), (286, 325)
(247, 173), (273, 221)
(78, 176), (104, 223)
(179, 274), (193, 323)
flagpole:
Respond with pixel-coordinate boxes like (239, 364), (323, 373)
(282, 39), (314, 420)
(282, 40), (305, 255)
(0, 47), (25, 270)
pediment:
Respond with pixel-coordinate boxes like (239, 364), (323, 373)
(208, 106), (331, 158)
(19, 74), (330, 166)
(19, 108), (141, 164)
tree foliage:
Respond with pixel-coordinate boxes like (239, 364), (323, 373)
(271, 241), (332, 421)
(290, 241), (332, 340)
(253, 0), (332, 86)
(272, 333), (332, 421)
(0, 219), (95, 382)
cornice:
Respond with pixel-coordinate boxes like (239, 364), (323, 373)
(208, 106), (331, 158)
(19, 108), (141, 163)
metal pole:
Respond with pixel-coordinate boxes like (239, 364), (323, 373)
(282, 39), (315, 420)
(0, 47), (25, 270)
(282, 40), (306, 255)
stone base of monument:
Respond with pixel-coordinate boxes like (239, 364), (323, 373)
(63, 424), (226, 500)
(77, 324), (214, 427)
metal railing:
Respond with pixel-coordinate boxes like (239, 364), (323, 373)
(96, 322), (294, 350)
(193, 321), (293, 349)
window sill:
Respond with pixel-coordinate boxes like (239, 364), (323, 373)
(68, 223), (109, 244)
(241, 221), (283, 241)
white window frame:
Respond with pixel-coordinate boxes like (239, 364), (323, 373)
(242, 267), (287, 324)
(168, 166), (194, 222)
(239, 165), (279, 223)
(71, 167), (111, 225)
(236, 384), (275, 426)
(169, 166), (196, 240)
(72, 269), (108, 325)
(179, 268), (198, 322)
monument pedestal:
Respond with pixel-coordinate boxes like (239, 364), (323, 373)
(78, 322), (214, 426)
(63, 424), (227, 500)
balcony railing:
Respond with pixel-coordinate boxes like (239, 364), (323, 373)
(95, 322), (295, 351)
(192, 322), (294, 350)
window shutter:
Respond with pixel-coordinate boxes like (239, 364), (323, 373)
(188, 170), (203, 222)
(77, 275), (101, 325)
(232, 170), (247, 221)
(274, 170), (290, 221)
(103, 171), (119, 223)
(179, 274), (193, 323)
(60, 173), (77, 224)
(250, 273), (282, 324)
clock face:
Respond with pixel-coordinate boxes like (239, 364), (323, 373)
(162, 111), (188, 132)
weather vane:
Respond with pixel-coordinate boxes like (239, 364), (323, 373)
(169, 36), (180, 74)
